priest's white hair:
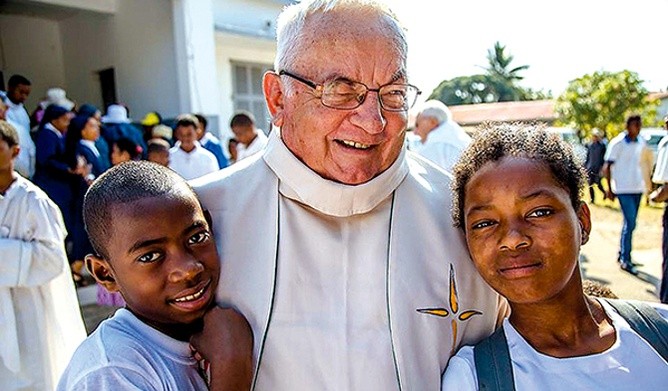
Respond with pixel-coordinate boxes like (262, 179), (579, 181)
(418, 100), (452, 124)
(274, 0), (407, 73)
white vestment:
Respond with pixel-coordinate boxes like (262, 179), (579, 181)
(0, 175), (86, 391)
(418, 121), (472, 173)
(192, 131), (505, 390)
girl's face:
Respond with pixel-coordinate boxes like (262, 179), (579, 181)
(463, 156), (591, 304)
(81, 118), (100, 141)
(111, 144), (131, 166)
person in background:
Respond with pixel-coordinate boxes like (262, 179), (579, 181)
(650, 115), (668, 304)
(414, 99), (471, 173)
(230, 111), (268, 162)
(169, 114), (218, 180)
(603, 115), (646, 275)
(101, 104), (146, 159)
(2, 74), (35, 178)
(146, 138), (171, 167)
(0, 120), (86, 390)
(152, 123), (174, 145)
(194, 113), (229, 169)
(585, 129), (606, 204)
(110, 137), (142, 166)
(227, 138), (239, 164)
(140, 111), (162, 143)
(78, 103), (111, 171)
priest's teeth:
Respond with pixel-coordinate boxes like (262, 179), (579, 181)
(174, 286), (206, 303)
(341, 140), (371, 149)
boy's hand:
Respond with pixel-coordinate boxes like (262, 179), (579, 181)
(190, 307), (253, 391)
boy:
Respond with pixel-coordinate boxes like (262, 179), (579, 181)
(0, 120), (86, 390)
(169, 114), (218, 180)
(147, 138), (171, 167)
(57, 161), (252, 390)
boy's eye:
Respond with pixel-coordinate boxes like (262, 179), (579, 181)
(188, 231), (211, 245)
(527, 208), (554, 218)
(470, 220), (496, 230)
(137, 251), (162, 263)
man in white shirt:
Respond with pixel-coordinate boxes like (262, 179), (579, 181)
(603, 115), (646, 275)
(169, 114), (219, 180)
(650, 115), (668, 303)
(2, 74), (35, 178)
(414, 99), (471, 172)
(191, 1), (505, 389)
(230, 111), (268, 162)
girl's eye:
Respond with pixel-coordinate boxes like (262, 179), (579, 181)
(528, 208), (553, 218)
(137, 252), (161, 263)
(188, 231), (211, 245)
(471, 220), (496, 230)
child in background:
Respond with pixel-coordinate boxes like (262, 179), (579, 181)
(0, 120), (86, 390)
(110, 136), (141, 166)
(58, 161), (252, 390)
(147, 138), (171, 167)
(442, 124), (668, 390)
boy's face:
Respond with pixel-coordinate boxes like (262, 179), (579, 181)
(177, 125), (197, 148)
(148, 150), (170, 167)
(462, 157), (591, 305)
(87, 191), (220, 339)
(0, 139), (20, 171)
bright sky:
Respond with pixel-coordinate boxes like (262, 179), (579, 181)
(383, 0), (668, 100)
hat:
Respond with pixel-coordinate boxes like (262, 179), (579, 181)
(141, 111), (161, 126)
(44, 88), (75, 111)
(101, 104), (130, 124)
(152, 124), (173, 140)
(591, 129), (602, 137)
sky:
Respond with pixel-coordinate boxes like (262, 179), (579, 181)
(382, 0), (668, 100)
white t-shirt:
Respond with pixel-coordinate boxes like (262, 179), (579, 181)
(652, 135), (668, 184)
(442, 300), (668, 391)
(169, 141), (219, 180)
(604, 132), (646, 194)
(236, 130), (268, 161)
(57, 308), (207, 391)
(4, 98), (35, 178)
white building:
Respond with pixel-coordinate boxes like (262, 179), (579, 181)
(0, 0), (288, 136)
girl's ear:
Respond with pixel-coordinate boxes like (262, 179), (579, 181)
(577, 201), (592, 245)
(85, 254), (120, 292)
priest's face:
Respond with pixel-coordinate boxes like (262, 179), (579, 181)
(264, 11), (408, 185)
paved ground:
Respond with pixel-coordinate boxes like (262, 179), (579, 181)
(78, 198), (666, 334)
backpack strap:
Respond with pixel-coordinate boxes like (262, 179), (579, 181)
(473, 326), (516, 391)
(603, 298), (668, 362)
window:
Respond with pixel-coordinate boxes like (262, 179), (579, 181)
(232, 62), (271, 134)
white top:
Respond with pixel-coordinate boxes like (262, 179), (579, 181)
(4, 98), (35, 178)
(604, 132), (646, 194)
(58, 308), (207, 391)
(652, 135), (668, 184)
(0, 175), (86, 391)
(442, 300), (668, 391)
(236, 130), (268, 161)
(169, 141), (219, 180)
(253, 130), (408, 390)
(417, 120), (472, 173)
(79, 140), (100, 157)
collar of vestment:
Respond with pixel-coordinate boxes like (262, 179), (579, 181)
(263, 129), (409, 218)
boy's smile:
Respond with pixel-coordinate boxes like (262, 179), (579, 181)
(463, 157), (591, 305)
(89, 191), (220, 340)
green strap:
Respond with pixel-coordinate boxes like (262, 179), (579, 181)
(473, 326), (516, 391)
(604, 299), (668, 362)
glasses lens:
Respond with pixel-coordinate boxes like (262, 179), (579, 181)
(321, 80), (367, 109)
(380, 84), (418, 111)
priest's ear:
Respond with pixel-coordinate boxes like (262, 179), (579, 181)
(85, 254), (120, 292)
(263, 70), (285, 128)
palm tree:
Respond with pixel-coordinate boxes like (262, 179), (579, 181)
(485, 41), (529, 82)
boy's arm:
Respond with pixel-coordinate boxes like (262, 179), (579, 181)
(0, 194), (69, 287)
(190, 306), (254, 391)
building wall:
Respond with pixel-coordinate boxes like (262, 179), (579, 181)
(0, 14), (66, 111)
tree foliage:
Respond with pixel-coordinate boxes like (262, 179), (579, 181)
(556, 70), (659, 139)
(429, 42), (548, 105)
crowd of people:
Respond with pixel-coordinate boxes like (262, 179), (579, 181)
(1, 0), (667, 390)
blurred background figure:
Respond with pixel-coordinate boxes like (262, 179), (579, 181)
(140, 111), (162, 143)
(194, 113), (228, 169)
(413, 99), (471, 173)
(585, 129), (607, 204)
(230, 111), (267, 162)
(110, 137), (142, 166)
(228, 138), (239, 164)
(1, 74), (35, 179)
(78, 104), (110, 170)
(146, 138), (171, 167)
(151, 123), (174, 145)
(101, 104), (146, 159)
(169, 114), (218, 180)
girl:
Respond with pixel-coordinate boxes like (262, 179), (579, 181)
(442, 123), (668, 390)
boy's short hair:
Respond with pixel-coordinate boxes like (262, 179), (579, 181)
(193, 113), (208, 130)
(230, 111), (255, 128)
(83, 161), (196, 259)
(175, 114), (199, 130)
(626, 115), (641, 127)
(0, 120), (19, 147)
(147, 138), (170, 154)
(8, 74), (31, 89)
(451, 123), (587, 229)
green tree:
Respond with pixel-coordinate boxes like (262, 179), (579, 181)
(429, 42), (548, 105)
(556, 70), (659, 140)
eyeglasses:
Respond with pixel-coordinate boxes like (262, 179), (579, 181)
(278, 70), (421, 112)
